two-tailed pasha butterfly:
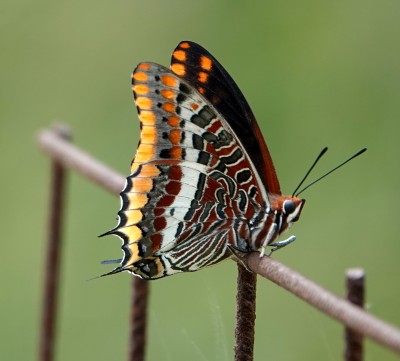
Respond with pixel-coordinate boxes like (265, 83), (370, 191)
(100, 41), (366, 279)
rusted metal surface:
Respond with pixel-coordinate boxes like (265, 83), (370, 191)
(234, 264), (257, 361)
(128, 277), (149, 361)
(344, 268), (365, 361)
(38, 125), (71, 361)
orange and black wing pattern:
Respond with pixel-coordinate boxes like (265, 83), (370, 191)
(101, 42), (306, 280)
(170, 41), (280, 194)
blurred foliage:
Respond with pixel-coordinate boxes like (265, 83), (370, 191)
(1, 0), (399, 360)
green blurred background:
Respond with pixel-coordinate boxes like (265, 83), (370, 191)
(2, 0), (399, 360)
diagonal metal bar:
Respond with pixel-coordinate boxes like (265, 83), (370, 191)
(38, 125), (71, 361)
(344, 268), (365, 361)
(245, 253), (400, 355)
(38, 128), (124, 194)
(37, 127), (400, 357)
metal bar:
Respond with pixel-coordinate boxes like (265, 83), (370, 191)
(234, 264), (257, 361)
(38, 126), (149, 361)
(38, 125), (71, 361)
(37, 128), (124, 194)
(128, 278), (149, 361)
(37, 127), (400, 356)
(245, 253), (400, 355)
(344, 268), (365, 361)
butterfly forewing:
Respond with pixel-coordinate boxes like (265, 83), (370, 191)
(170, 41), (281, 194)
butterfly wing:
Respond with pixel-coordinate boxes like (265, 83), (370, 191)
(103, 61), (271, 279)
(170, 41), (281, 194)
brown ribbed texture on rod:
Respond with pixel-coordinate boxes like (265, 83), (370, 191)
(234, 264), (257, 361)
(345, 268), (365, 361)
(128, 277), (149, 361)
(39, 125), (71, 361)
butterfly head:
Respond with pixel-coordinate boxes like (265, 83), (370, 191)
(270, 195), (306, 235)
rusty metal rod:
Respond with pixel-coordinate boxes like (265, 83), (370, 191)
(38, 125), (71, 361)
(234, 264), (257, 361)
(38, 128), (124, 194)
(344, 268), (365, 361)
(128, 277), (149, 361)
(245, 253), (400, 355)
(37, 127), (400, 356)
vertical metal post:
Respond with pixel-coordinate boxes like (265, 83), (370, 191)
(128, 277), (149, 361)
(38, 125), (71, 361)
(234, 263), (257, 361)
(344, 268), (365, 361)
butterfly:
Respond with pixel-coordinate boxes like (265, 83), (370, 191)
(100, 41), (305, 279)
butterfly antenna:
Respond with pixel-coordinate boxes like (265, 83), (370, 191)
(291, 147), (328, 197)
(295, 148), (367, 197)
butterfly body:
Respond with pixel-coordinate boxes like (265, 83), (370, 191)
(102, 42), (305, 279)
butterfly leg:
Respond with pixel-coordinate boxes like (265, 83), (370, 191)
(259, 223), (278, 258)
(267, 235), (297, 256)
(228, 245), (254, 272)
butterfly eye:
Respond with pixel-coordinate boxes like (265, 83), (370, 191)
(283, 200), (296, 214)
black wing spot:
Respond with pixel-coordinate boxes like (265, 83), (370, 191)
(179, 83), (191, 94)
(176, 93), (187, 103)
(192, 134), (204, 150)
(236, 169), (252, 183)
(160, 149), (170, 158)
